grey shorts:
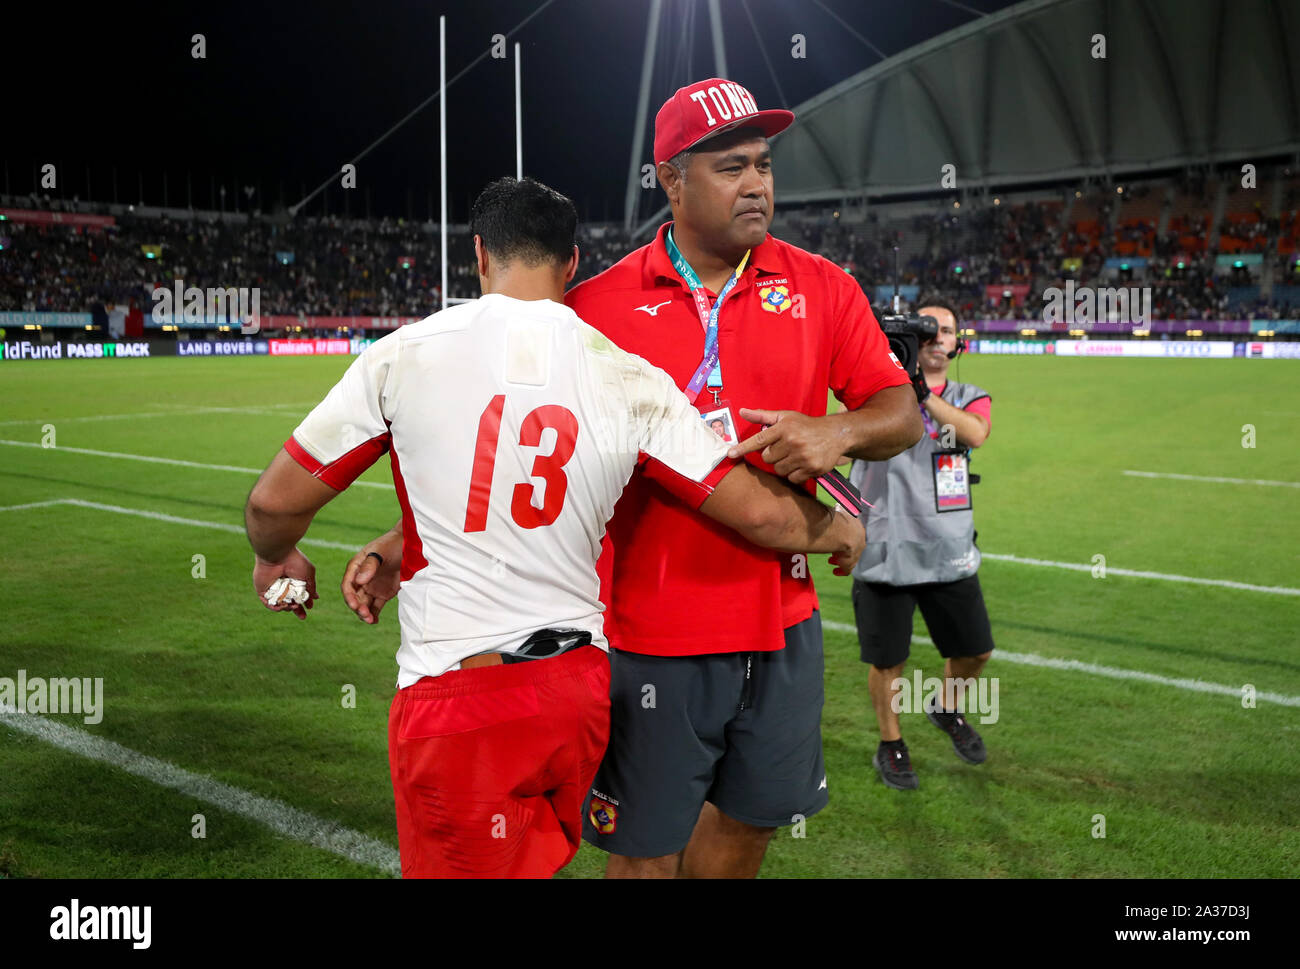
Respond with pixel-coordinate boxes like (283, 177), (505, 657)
(581, 611), (828, 859)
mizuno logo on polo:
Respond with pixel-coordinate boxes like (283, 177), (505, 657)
(634, 301), (672, 316)
(688, 82), (759, 127)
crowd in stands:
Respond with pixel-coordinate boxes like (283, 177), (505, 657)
(0, 201), (642, 320)
(778, 173), (1299, 322)
(3, 170), (1299, 325)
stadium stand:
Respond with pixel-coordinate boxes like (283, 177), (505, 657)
(2, 165), (1296, 335)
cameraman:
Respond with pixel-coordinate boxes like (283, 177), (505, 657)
(848, 297), (994, 790)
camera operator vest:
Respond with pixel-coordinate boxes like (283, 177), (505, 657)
(848, 379), (989, 587)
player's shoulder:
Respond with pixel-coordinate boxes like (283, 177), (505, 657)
(569, 312), (677, 403)
(393, 301), (480, 344)
(346, 304), (484, 374)
(351, 322), (405, 366)
(569, 311), (649, 371)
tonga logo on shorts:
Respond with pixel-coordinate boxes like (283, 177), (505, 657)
(758, 284), (792, 313)
(589, 796), (619, 834)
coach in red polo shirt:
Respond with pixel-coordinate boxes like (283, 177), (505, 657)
(566, 78), (921, 878)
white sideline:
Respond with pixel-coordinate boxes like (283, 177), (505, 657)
(980, 551), (1300, 596)
(16, 441), (1288, 571)
(3, 489), (1297, 595)
(0, 403), (314, 426)
(0, 495), (393, 874)
(5, 499), (1297, 702)
(820, 620), (1300, 708)
(1124, 469), (1300, 489)
(0, 498), (358, 552)
(0, 499), (70, 513)
(0, 439), (391, 491)
(0, 495), (1293, 876)
(8, 440), (1296, 593)
(0, 708), (399, 875)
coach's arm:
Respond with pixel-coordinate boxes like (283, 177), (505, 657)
(244, 448), (343, 619)
(339, 461), (867, 627)
(729, 384), (923, 485)
(697, 462), (864, 570)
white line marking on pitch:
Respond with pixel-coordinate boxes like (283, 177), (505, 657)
(980, 552), (1299, 596)
(0, 404), (313, 426)
(0, 708), (399, 875)
(44, 490), (1295, 706)
(0, 498), (359, 552)
(821, 620), (1300, 707)
(4, 490), (1294, 595)
(0, 501), (1291, 874)
(0, 439), (391, 491)
(0, 500), (69, 512)
(1124, 470), (1300, 489)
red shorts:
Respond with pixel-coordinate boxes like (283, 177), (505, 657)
(387, 644), (610, 878)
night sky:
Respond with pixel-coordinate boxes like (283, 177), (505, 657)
(7, 0), (1019, 223)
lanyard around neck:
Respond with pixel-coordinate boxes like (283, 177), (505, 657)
(666, 226), (750, 402)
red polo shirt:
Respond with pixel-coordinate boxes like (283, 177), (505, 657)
(565, 222), (908, 656)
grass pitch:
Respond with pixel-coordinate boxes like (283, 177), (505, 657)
(0, 353), (1297, 878)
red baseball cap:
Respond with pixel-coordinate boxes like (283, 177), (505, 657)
(653, 78), (795, 166)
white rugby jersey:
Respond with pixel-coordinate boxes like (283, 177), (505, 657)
(285, 293), (735, 686)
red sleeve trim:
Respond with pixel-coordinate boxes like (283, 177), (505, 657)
(284, 435), (323, 474)
(643, 455), (739, 510)
(700, 456), (738, 491)
(284, 433), (391, 491)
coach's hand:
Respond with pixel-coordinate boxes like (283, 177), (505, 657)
(253, 547), (318, 620)
(729, 409), (849, 485)
(342, 533), (402, 625)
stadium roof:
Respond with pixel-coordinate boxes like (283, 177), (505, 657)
(771, 0), (1300, 203)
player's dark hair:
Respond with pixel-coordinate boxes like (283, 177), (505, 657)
(470, 177), (577, 269)
(914, 294), (961, 326)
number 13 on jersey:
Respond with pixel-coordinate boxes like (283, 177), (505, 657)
(463, 394), (580, 532)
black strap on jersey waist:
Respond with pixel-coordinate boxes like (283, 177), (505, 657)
(501, 628), (594, 664)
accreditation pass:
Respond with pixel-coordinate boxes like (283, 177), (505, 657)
(933, 451), (972, 513)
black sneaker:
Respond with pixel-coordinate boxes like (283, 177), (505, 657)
(926, 708), (987, 764)
(873, 741), (918, 790)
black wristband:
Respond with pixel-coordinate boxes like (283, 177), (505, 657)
(366, 551), (384, 565)
(911, 372), (931, 404)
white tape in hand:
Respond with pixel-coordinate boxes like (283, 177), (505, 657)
(263, 577), (310, 607)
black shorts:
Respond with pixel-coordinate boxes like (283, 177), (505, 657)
(851, 575), (995, 669)
(580, 612), (828, 859)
